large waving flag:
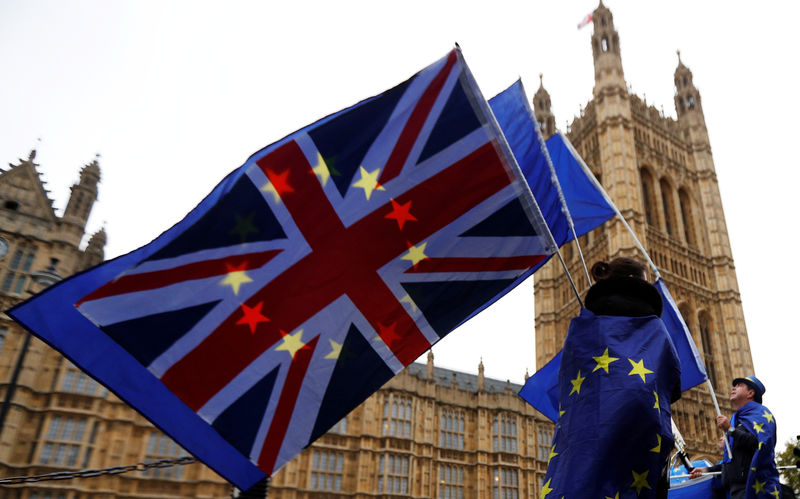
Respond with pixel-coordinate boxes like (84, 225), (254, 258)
(655, 279), (708, 391)
(545, 132), (616, 241)
(8, 49), (556, 490)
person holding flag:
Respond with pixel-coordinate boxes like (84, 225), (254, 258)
(690, 376), (781, 499)
(540, 257), (681, 499)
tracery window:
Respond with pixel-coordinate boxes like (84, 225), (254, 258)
(640, 169), (656, 226)
(382, 394), (412, 438)
(493, 468), (519, 499)
(378, 454), (409, 494)
(440, 409), (465, 450)
(439, 464), (465, 498)
(310, 450), (344, 491)
(493, 414), (517, 453)
(698, 312), (718, 388)
(660, 178), (676, 236)
(679, 188), (696, 246)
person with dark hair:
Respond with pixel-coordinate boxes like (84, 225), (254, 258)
(689, 376), (781, 499)
(585, 257), (662, 317)
(540, 257), (681, 499)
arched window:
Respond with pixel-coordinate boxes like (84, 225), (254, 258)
(660, 178), (676, 236)
(698, 312), (717, 388)
(679, 188), (696, 246)
(640, 169), (656, 226)
(601, 36), (609, 52)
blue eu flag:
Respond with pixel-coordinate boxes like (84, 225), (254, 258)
(541, 309), (681, 498)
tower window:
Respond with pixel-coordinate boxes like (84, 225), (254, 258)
(601, 36), (609, 52)
(686, 95), (695, 109)
(3, 200), (19, 211)
(640, 169), (656, 227)
(679, 189), (696, 246)
(698, 312), (717, 388)
(660, 178), (675, 236)
(682, 76), (688, 87)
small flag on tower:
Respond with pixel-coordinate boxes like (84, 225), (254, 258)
(578, 13), (593, 29)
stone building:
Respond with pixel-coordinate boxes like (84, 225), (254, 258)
(269, 353), (553, 498)
(533, 1), (751, 460)
(0, 152), (231, 498)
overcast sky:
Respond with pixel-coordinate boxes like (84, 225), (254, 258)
(1, 1), (797, 447)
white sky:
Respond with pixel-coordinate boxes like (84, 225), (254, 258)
(1, 1), (797, 447)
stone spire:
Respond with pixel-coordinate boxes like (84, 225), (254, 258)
(477, 358), (485, 391)
(63, 155), (100, 230)
(533, 73), (557, 138)
(674, 50), (707, 138)
(590, 1), (627, 95)
(426, 350), (434, 379)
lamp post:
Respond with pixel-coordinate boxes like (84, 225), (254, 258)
(0, 259), (62, 437)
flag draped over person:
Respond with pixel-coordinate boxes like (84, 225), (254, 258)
(541, 309), (681, 498)
(8, 49), (557, 490)
(724, 401), (781, 499)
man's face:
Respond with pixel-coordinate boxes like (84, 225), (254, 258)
(730, 381), (755, 408)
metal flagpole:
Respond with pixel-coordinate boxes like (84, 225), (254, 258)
(456, 57), (583, 307)
(557, 131), (732, 458)
(531, 110), (591, 287)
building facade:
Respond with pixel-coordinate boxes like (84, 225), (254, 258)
(270, 354), (553, 499)
(533, 2), (752, 460)
(0, 152), (231, 498)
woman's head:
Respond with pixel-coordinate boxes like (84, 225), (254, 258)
(591, 257), (646, 281)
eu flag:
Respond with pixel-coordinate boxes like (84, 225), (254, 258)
(541, 309), (681, 498)
(8, 49), (555, 489)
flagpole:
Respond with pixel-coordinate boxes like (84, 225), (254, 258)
(557, 131), (732, 458)
(456, 54), (583, 307)
(531, 110), (592, 287)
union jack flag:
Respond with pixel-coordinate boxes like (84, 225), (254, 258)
(9, 49), (555, 489)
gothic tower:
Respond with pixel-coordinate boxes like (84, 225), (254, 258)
(58, 156), (100, 247)
(532, 74), (556, 139)
(533, 2), (754, 460)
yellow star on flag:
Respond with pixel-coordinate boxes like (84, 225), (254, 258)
(399, 294), (418, 313)
(402, 242), (428, 267)
(628, 358), (653, 383)
(650, 434), (662, 453)
(352, 166), (385, 200)
(630, 470), (651, 495)
(569, 370), (585, 395)
(770, 486), (781, 499)
(220, 264), (253, 295)
(752, 480), (766, 494)
(312, 152), (331, 187)
(592, 348), (619, 373)
(540, 478), (553, 499)
(752, 422), (765, 434)
(653, 391), (660, 410)
(605, 493), (620, 499)
(324, 339), (342, 360)
(275, 329), (306, 359)
(762, 410), (774, 423)
(547, 445), (558, 464)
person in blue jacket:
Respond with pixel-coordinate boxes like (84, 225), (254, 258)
(689, 375), (781, 499)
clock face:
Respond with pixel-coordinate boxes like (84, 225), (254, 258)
(0, 237), (8, 260)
